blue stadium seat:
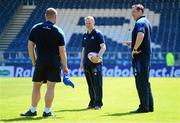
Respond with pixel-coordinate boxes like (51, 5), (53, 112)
(0, 0), (21, 34)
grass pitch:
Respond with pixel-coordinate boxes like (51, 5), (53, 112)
(0, 77), (180, 123)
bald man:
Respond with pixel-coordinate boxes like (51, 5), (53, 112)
(21, 8), (69, 117)
(80, 16), (106, 110)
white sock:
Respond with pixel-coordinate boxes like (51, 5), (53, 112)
(30, 106), (36, 113)
(44, 107), (51, 113)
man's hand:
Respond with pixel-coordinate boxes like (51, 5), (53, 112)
(122, 41), (132, 48)
(90, 55), (102, 63)
(132, 49), (141, 59)
(63, 67), (69, 74)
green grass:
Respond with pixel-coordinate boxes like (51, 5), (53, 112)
(0, 77), (180, 123)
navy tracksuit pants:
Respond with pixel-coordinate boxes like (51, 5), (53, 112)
(132, 59), (154, 111)
(84, 64), (103, 107)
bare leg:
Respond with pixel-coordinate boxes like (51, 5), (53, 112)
(31, 82), (42, 107)
(45, 81), (56, 108)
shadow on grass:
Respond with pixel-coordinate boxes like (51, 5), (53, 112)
(55, 108), (88, 112)
(103, 112), (138, 117)
(0, 116), (44, 122)
(0, 115), (61, 122)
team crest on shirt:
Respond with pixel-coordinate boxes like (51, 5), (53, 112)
(91, 36), (94, 39)
(43, 26), (51, 30)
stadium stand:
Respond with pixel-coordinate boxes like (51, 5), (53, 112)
(0, 0), (21, 34)
(0, 0), (180, 66)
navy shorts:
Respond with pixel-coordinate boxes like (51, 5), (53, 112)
(32, 62), (61, 83)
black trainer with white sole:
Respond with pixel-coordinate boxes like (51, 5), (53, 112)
(42, 112), (55, 117)
(20, 110), (37, 116)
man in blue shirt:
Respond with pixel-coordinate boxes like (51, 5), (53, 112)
(80, 16), (106, 110)
(124, 4), (154, 113)
(21, 8), (69, 117)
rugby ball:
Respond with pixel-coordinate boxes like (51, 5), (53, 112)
(88, 52), (102, 63)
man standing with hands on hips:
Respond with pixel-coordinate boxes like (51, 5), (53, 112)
(123, 4), (154, 113)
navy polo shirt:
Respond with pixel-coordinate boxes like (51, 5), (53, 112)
(131, 16), (152, 61)
(29, 21), (65, 65)
(82, 29), (105, 65)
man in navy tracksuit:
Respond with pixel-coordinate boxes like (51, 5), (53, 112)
(80, 16), (106, 110)
(124, 4), (154, 113)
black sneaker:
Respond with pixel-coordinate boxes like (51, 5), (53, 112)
(94, 106), (101, 110)
(42, 112), (55, 117)
(130, 108), (149, 113)
(20, 110), (37, 116)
